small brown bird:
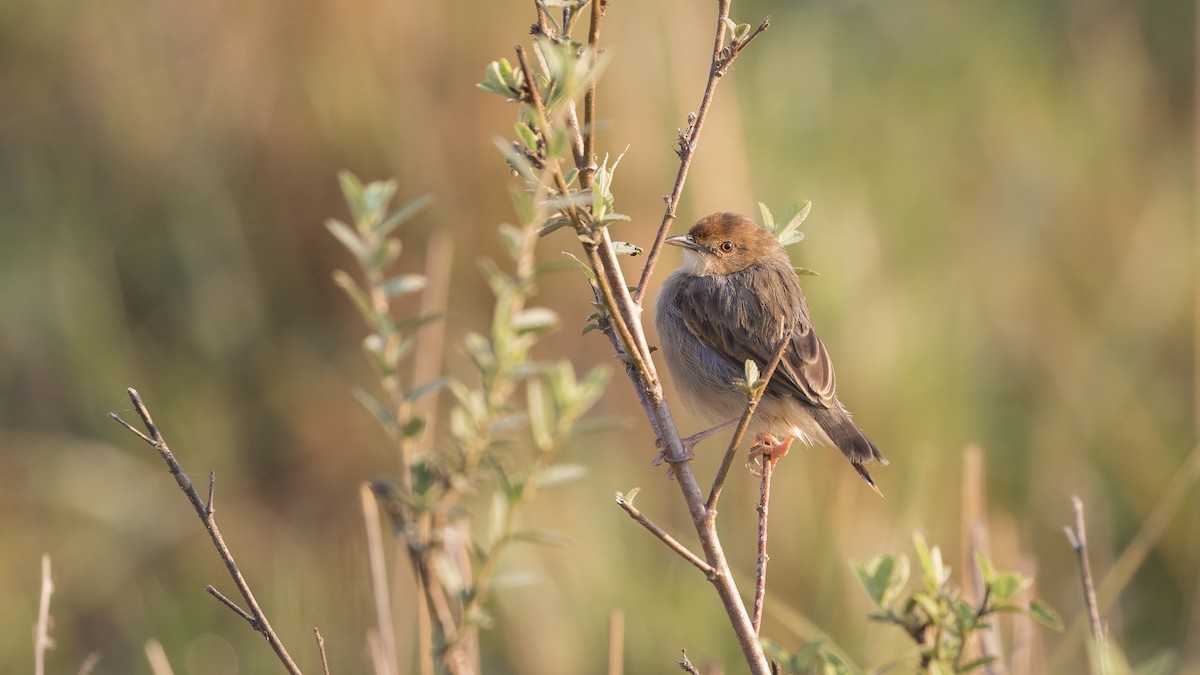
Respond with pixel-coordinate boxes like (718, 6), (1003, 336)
(655, 212), (887, 493)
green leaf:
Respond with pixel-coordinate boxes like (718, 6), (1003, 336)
(406, 377), (452, 403)
(326, 218), (366, 260)
(794, 266), (821, 276)
(610, 240), (642, 256)
(526, 378), (553, 451)
(988, 570), (1030, 604)
(852, 554), (910, 608)
(776, 200), (811, 245)
(498, 223), (526, 262)
(332, 271), (378, 327)
(401, 415), (426, 438)
(615, 487), (640, 506)
(758, 201), (775, 231)
(514, 307), (560, 334)
(383, 274), (427, 297)
(743, 359), (760, 385)
(537, 463), (589, 488)
(352, 388), (396, 432)
(514, 121), (539, 152)
(1028, 599), (1064, 631)
(361, 180), (400, 227)
(562, 252), (597, 283)
(913, 532), (950, 590)
(336, 170), (365, 218)
(509, 185), (536, 227)
(376, 194), (434, 237)
(394, 311), (448, 334)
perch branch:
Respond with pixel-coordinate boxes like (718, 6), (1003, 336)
(706, 327), (793, 512)
(751, 444), (785, 634)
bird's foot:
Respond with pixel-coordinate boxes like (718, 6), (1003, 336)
(746, 433), (793, 477)
(652, 418), (739, 479)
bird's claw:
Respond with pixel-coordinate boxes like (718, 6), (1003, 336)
(746, 433), (792, 477)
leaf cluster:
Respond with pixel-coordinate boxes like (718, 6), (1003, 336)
(329, 171), (611, 669)
(851, 533), (1063, 673)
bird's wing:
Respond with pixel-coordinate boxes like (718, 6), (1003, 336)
(675, 264), (837, 409)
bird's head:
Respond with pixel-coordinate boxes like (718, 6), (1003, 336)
(665, 212), (784, 276)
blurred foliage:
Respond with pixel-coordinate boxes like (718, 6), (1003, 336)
(1, 0), (1198, 673)
(330, 168), (609, 672)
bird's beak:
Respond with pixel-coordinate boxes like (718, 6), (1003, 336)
(665, 234), (705, 253)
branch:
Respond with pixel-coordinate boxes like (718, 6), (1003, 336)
(706, 328), (792, 512)
(110, 388), (303, 675)
(751, 442), (786, 634)
(631, 2), (769, 305)
(1063, 496), (1104, 645)
(616, 494), (714, 576)
(314, 628), (331, 675)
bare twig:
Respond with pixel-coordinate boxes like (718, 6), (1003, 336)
(616, 494), (714, 575)
(1064, 496), (1104, 645)
(314, 628), (331, 675)
(678, 650), (702, 675)
(1049, 443), (1200, 671)
(632, 1), (769, 305)
(34, 553), (54, 675)
(110, 388), (303, 675)
(751, 446), (784, 634)
(205, 586), (256, 628)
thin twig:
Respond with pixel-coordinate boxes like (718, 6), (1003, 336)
(205, 585), (257, 628)
(110, 388), (303, 675)
(206, 471), (215, 516)
(706, 327), (793, 512)
(314, 628), (331, 675)
(632, 1), (768, 305)
(580, 0), (607, 187)
(616, 495), (714, 576)
(1064, 496), (1104, 645)
(678, 650), (702, 675)
(34, 553), (54, 675)
(751, 448), (782, 634)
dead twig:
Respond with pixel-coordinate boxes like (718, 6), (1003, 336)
(110, 388), (303, 675)
(1063, 496), (1105, 645)
(34, 553), (54, 675)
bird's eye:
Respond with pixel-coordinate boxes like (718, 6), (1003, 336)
(719, 240), (735, 253)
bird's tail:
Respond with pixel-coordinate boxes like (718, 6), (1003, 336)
(813, 406), (888, 496)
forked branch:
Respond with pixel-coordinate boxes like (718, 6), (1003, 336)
(110, 388), (303, 675)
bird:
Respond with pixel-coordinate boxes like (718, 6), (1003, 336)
(654, 211), (887, 494)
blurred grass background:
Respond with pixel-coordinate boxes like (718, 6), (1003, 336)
(2, 0), (1197, 672)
